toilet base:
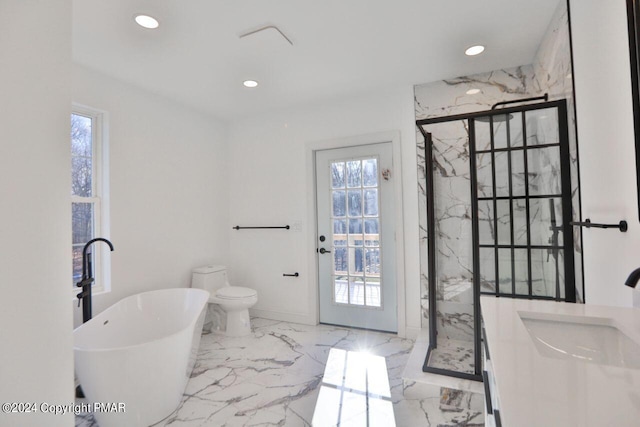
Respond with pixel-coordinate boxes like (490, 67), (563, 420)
(203, 304), (227, 334)
(225, 308), (252, 336)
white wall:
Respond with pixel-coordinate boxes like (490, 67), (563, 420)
(72, 65), (230, 325)
(570, 0), (640, 307)
(0, 1), (74, 426)
(228, 87), (422, 337)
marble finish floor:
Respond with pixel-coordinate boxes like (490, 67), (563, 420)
(426, 339), (476, 375)
(76, 318), (483, 426)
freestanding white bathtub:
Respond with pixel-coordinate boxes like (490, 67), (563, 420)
(74, 288), (209, 427)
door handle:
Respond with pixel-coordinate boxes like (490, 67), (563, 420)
(319, 248), (331, 254)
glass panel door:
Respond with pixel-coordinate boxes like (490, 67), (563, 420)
(316, 143), (397, 332)
(471, 102), (575, 301)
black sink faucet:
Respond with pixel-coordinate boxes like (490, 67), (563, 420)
(625, 268), (640, 288)
(76, 238), (114, 323)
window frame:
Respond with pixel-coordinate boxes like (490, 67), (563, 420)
(71, 104), (111, 295)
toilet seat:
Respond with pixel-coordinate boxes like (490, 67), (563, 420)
(216, 286), (257, 300)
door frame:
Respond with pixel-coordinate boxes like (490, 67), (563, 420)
(305, 131), (406, 336)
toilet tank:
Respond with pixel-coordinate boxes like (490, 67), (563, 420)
(191, 265), (229, 292)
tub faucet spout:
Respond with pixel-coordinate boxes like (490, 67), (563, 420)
(625, 268), (640, 288)
(76, 238), (114, 323)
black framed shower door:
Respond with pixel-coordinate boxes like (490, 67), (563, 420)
(416, 99), (575, 381)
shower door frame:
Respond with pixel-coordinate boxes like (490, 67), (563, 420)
(416, 99), (575, 381)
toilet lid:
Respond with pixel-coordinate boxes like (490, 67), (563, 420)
(216, 286), (257, 300)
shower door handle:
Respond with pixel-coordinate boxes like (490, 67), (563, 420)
(319, 248), (331, 254)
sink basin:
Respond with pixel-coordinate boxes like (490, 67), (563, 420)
(519, 312), (640, 369)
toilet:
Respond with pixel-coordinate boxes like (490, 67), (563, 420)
(191, 265), (258, 337)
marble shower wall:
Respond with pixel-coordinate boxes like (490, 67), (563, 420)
(416, 65), (542, 337)
(416, 0), (582, 332)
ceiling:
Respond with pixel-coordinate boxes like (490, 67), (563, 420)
(73, 0), (563, 121)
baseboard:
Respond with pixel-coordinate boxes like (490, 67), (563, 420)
(404, 325), (421, 340)
(249, 308), (316, 326)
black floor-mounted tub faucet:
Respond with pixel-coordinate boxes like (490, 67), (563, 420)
(625, 268), (640, 288)
(76, 238), (114, 323)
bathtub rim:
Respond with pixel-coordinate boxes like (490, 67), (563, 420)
(73, 287), (209, 352)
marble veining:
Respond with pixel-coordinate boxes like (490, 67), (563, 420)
(76, 318), (484, 426)
(427, 339), (475, 375)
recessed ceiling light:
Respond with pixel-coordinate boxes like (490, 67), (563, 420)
(134, 14), (159, 29)
(243, 80), (258, 88)
(465, 45), (485, 56)
(466, 88), (481, 95)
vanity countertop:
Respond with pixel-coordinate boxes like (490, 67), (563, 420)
(481, 296), (640, 427)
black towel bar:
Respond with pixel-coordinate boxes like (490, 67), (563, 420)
(233, 225), (290, 230)
(570, 218), (628, 232)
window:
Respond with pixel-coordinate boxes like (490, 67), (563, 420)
(71, 106), (109, 291)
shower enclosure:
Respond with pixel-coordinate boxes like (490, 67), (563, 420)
(416, 99), (575, 380)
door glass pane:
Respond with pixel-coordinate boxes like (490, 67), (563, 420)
(333, 219), (347, 245)
(513, 199), (527, 245)
(334, 248), (347, 274)
(479, 248), (495, 293)
(493, 118), (508, 149)
(365, 248), (380, 275)
(364, 189), (378, 216)
(509, 112), (523, 147)
(332, 162), (346, 188)
(494, 151), (509, 197)
(366, 278), (381, 307)
(364, 219), (379, 246)
(349, 277), (365, 305)
(362, 159), (378, 187)
(334, 276), (348, 304)
(424, 119), (476, 376)
(514, 248), (529, 295)
(529, 198), (563, 246)
(346, 161), (362, 188)
(348, 218), (363, 234)
(511, 150), (525, 197)
(349, 218), (363, 246)
(558, 250), (566, 300)
(496, 200), (511, 245)
(475, 119), (491, 151)
(478, 200), (494, 245)
(476, 152), (493, 198)
(349, 247), (364, 274)
(498, 248), (512, 294)
(531, 248), (564, 298)
(332, 191), (346, 217)
(526, 108), (559, 146)
(347, 190), (362, 217)
(528, 146), (561, 196)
